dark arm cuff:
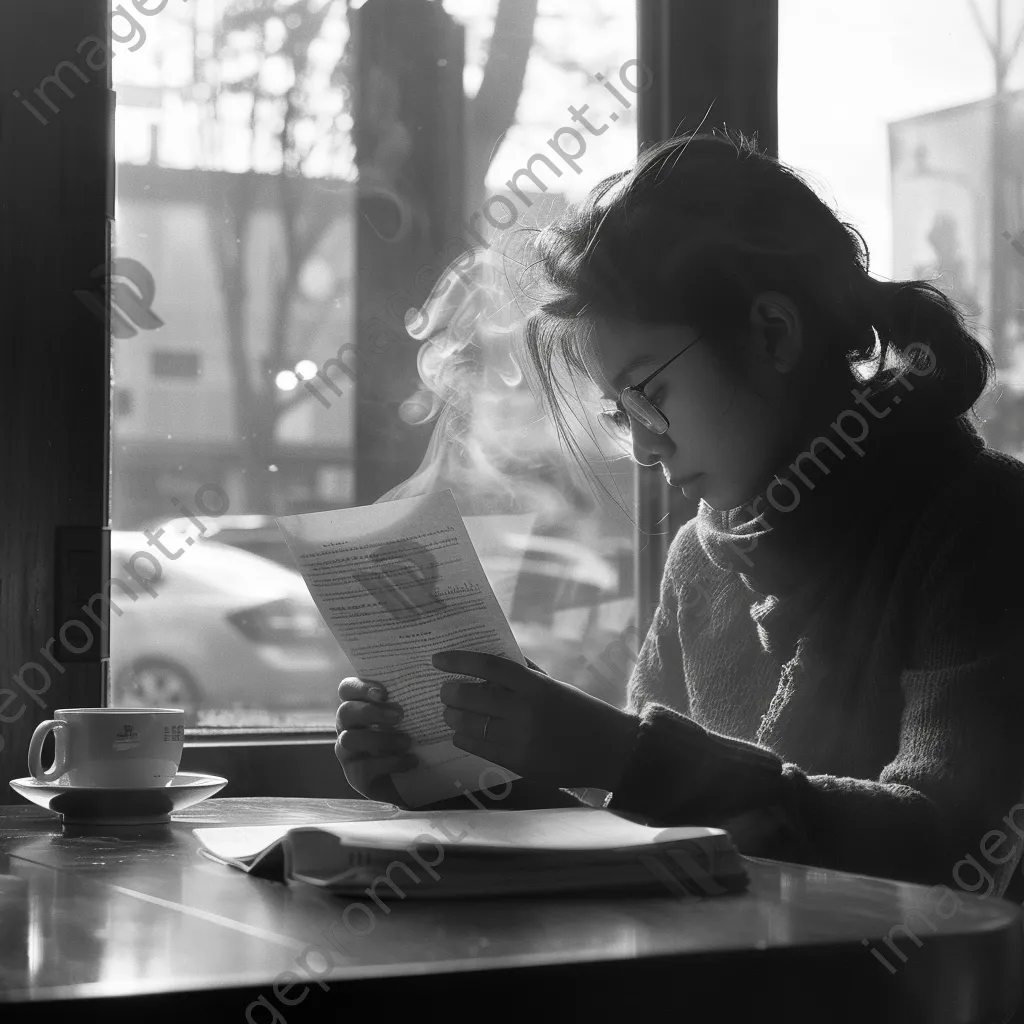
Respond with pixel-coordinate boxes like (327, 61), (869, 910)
(608, 703), (787, 827)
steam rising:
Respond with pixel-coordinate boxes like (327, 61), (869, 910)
(374, 247), (604, 517)
(400, 247), (525, 427)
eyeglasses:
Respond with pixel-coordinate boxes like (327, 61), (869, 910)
(598, 336), (703, 439)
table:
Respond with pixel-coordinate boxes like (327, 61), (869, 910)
(1, 798), (1021, 1023)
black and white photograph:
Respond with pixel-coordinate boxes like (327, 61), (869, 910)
(3, 1), (1024, 1021)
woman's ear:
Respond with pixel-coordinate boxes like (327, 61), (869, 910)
(750, 292), (802, 374)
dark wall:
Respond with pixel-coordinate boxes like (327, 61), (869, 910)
(0, 0), (110, 791)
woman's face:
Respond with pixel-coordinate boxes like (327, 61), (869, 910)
(588, 314), (813, 511)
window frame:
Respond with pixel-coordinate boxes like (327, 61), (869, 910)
(0, 0), (777, 799)
(1, 0), (112, 793)
(633, 0), (778, 639)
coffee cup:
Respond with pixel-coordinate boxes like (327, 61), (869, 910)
(27, 708), (185, 788)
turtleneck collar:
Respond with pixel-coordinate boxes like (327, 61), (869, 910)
(694, 383), (986, 597)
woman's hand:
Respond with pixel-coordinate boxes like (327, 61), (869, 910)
(335, 678), (417, 806)
(432, 650), (637, 792)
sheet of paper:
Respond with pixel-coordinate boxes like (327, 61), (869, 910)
(193, 823), (297, 865)
(276, 490), (525, 807)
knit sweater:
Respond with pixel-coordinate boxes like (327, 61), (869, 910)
(607, 395), (1024, 899)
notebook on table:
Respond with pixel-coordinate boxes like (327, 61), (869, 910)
(194, 807), (749, 899)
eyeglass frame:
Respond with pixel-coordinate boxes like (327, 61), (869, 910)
(611, 335), (704, 436)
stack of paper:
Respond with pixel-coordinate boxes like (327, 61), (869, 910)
(195, 807), (749, 899)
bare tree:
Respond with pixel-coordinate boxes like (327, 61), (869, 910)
(197, 0), (352, 510)
(463, 0), (539, 217)
(192, 0), (539, 509)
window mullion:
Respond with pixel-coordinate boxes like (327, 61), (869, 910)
(633, 0), (778, 637)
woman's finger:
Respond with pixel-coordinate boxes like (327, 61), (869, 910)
(336, 700), (404, 731)
(335, 747), (418, 778)
(432, 650), (530, 689)
(451, 731), (513, 767)
(438, 679), (512, 717)
(363, 753), (418, 777)
(337, 728), (412, 758)
(339, 677), (387, 702)
(443, 706), (511, 746)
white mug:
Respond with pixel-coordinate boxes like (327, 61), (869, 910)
(27, 708), (185, 788)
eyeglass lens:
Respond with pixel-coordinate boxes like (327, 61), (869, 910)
(621, 389), (667, 433)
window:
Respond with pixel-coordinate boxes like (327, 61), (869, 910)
(779, 0), (1024, 456)
(109, 0), (641, 732)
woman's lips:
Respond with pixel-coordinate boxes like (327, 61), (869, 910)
(668, 472), (703, 488)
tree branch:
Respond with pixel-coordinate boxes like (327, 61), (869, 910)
(1007, 8), (1024, 69)
(464, 0), (539, 214)
(967, 0), (998, 57)
(526, 41), (593, 82)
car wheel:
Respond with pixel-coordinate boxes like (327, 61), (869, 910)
(116, 660), (201, 726)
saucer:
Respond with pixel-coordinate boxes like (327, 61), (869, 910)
(9, 772), (228, 825)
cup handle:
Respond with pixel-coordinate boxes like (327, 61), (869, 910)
(28, 720), (68, 783)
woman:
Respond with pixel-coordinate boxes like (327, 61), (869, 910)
(335, 129), (1024, 898)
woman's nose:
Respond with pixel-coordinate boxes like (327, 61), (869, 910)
(631, 424), (673, 466)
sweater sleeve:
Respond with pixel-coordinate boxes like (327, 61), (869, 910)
(609, 508), (1024, 893)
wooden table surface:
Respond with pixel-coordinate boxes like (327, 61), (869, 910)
(1, 798), (1021, 1023)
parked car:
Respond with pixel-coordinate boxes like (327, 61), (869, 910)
(489, 532), (636, 705)
(129, 516), (637, 714)
(110, 532), (348, 724)
(150, 514), (295, 569)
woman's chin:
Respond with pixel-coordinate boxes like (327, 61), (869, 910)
(674, 473), (708, 502)
(669, 474), (749, 511)
(698, 480), (751, 512)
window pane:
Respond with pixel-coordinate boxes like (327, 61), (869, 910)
(110, 0), (639, 729)
(779, 0), (1024, 454)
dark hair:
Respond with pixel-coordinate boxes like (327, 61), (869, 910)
(521, 128), (993, 480)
